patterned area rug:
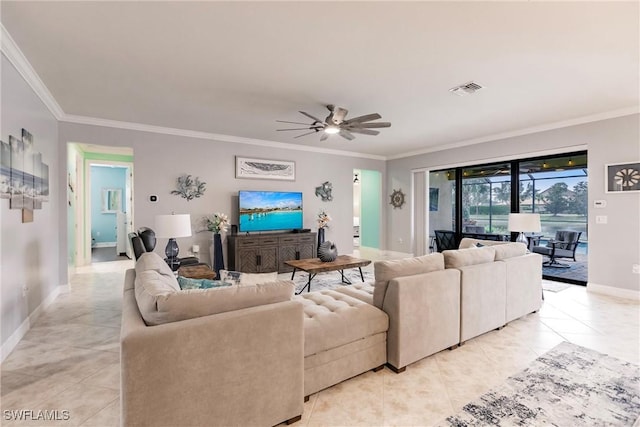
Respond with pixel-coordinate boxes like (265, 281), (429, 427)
(278, 270), (374, 293)
(442, 342), (640, 426)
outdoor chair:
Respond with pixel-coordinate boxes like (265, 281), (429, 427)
(434, 230), (458, 252)
(532, 230), (582, 268)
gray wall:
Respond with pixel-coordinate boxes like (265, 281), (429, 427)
(1, 54), (60, 347)
(58, 123), (386, 267)
(386, 114), (640, 292)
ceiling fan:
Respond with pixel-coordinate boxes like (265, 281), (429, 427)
(277, 105), (391, 141)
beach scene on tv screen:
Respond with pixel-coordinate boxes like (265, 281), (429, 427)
(239, 191), (303, 232)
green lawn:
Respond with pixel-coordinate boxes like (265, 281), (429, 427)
(469, 214), (588, 241)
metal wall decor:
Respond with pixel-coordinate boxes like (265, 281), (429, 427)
(0, 128), (50, 223)
(315, 181), (333, 201)
(171, 174), (206, 201)
(390, 189), (406, 209)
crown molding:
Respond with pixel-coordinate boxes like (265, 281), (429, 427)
(387, 106), (640, 161)
(1, 23), (64, 120)
(60, 114), (387, 161)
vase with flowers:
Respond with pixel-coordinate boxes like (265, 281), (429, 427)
(317, 210), (331, 252)
(204, 212), (230, 276)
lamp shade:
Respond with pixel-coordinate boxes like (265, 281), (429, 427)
(155, 214), (192, 238)
(508, 213), (541, 232)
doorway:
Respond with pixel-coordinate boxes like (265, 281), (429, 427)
(67, 143), (134, 267)
(89, 164), (131, 263)
(353, 169), (381, 250)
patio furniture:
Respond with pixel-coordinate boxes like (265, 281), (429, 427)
(463, 225), (485, 233)
(434, 230), (458, 252)
(532, 230), (582, 268)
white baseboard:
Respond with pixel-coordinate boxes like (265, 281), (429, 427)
(587, 282), (640, 301)
(1, 284), (63, 362)
(92, 242), (116, 248)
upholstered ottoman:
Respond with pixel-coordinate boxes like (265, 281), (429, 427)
(295, 290), (388, 397)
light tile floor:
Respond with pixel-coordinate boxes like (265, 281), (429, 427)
(1, 256), (638, 426)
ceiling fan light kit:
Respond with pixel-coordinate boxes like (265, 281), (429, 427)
(277, 104), (391, 141)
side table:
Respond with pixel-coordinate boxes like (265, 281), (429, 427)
(177, 264), (217, 280)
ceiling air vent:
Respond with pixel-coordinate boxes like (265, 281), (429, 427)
(449, 81), (484, 96)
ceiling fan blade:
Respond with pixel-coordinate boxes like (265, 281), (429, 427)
(339, 129), (355, 141)
(343, 113), (382, 125)
(347, 128), (380, 136)
(320, 132), (329, 141)
(345, 121), (391, 129)
(294, 130), (319, 138)
(276, 120), (315, 126)
(299, 111), (323, 123)
(277, 127), (315, 131)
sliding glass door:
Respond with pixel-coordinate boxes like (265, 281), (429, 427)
(427, 151), (587, 284)
(462, 162), (511, 236)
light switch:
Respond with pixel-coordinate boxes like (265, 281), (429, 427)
(596, 215), (608, 224)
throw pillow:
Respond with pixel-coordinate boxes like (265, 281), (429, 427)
(219, 269), (279, 286)
(177, 276), (232, 290)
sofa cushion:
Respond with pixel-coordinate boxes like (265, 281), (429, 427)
(443, 246), (496, 268)
(372, 253), (444, 309)
(459, 238), (507, 249)
(134, 270), (179, 323)
(135, 275), (295, 325)
(459, 238), (527, 260)
(334, 282), (375, 305)
(493, 242), (527, 260)
(219, 269), (279, 286)
(296, 290), (388, 357)
(135, 252), (174, 275)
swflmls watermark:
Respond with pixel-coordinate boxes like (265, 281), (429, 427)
(3, 409), (70, 421)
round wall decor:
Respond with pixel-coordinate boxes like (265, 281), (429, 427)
(390, 189), (406, 209)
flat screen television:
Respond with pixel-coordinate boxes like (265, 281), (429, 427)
(238, 191), (303, 232)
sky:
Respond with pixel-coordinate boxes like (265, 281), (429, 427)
(239, 191), (302, 209)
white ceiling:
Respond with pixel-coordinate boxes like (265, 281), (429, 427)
(2, 1), (638, 159)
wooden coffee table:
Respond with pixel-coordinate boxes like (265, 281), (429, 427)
(285, 255), (371, 294)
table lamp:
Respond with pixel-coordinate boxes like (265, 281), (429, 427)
(155, 214), (192, 271)
(508, 213), (541, 245)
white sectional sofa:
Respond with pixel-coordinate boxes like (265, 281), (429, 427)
(121, 240), (542, 425)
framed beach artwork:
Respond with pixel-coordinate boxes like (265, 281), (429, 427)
(605, 162), (640, 193)
(235, 156), (296, 181)
(0, 128), (50, 222)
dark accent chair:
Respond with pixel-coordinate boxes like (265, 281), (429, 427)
(434, 230), (458, 252)
(129, 227), (203, 267)
(532, 230), (582, 268)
